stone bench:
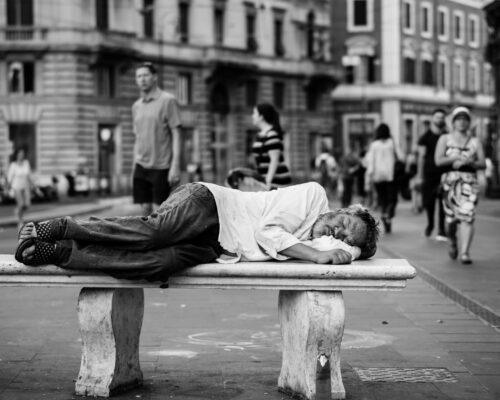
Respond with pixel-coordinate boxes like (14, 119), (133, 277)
(0, 255), (416, 399)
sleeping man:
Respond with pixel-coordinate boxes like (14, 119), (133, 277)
(16, 182), (379, 282)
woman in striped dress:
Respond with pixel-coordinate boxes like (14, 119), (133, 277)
(251, 103), (291, 188)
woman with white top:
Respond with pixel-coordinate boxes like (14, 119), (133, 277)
(365, 123), (403, 233)
(7, 148), (34, 230)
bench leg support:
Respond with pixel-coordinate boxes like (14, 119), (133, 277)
(278, 290), (346, 400)
(75, 288), (144, 397)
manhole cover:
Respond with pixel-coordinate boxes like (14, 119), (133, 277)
(353, 367), (458, 383)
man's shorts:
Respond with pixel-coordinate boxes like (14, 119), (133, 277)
(133, 163), (170, 205)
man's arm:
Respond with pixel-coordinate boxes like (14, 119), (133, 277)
(165, 97), (182, 185)
(168, 126), (181, 185)
(279, 243), (352, 264)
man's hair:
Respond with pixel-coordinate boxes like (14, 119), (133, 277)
(331, 204), (380, 259)
(226, 167), (265, 189)
(136, 62), (157, 74)
(432, 108), (447, 116)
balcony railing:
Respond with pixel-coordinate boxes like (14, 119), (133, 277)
(2, 26), (48, 41)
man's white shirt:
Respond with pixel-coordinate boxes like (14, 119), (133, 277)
(200, 182), (329, 262)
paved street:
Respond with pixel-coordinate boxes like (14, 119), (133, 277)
(0, 195), (499, 399)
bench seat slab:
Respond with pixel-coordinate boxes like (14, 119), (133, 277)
(278, 290), (345, 400)
(75, 288), (144, 397)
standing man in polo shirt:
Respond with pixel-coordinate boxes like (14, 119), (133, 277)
(132, 62), (182, 216)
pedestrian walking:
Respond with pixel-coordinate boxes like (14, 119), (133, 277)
(435, 106), (486, 264)
(339, 150), (361, 208)
(365, 123), (402, 233)
(251, 103), (291, 189)
(314, 145), (338, 198)
(7, 148), (37, 231)
(15, 182), (379, 282)
(132, 62), (183, 216)
(416, 108), (448, 240)
(406, 150), (422, 214)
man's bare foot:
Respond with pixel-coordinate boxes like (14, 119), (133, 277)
(15, 238), (59, 266)
(18, 222), (37, 243)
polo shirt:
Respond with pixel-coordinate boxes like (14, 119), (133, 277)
(132, 87), (182, 169)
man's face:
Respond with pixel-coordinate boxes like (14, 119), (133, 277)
(135, 67), (156, 92)
(432, 112), (446, 129)
(311, 212), (367, 247)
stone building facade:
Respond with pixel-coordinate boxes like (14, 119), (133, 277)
(330, 0), (494, 158)
(0, 0), (339, 192)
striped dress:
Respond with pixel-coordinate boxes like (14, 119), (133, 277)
(251, 129), (291, 186)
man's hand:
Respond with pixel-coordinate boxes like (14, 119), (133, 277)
(168, 165), (181, 186)
(280, 243), (352, 265)
(315, 249), (352, 265)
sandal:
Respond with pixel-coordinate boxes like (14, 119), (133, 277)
(460, 253), (472, 265)
(15, 238), (35, 263)
(18, 220), (61, 243)
(15, 238), (59, 266)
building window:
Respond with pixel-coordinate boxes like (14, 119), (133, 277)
(402, 0), (415, 34)
(421, 2), (432, 38)
(306, 10), (315, 58)
(484, 64), (493, 95)
(8, 61), (35, 94)
(176, 73), (192, 105)
(95, 65), (115, 97)
(422, 59), (434, 86)
(273, 81), (285, 109)
(437, 6), (449, 41)
(453, 10), (464, 45)
(142, 0), (154, 38)
(469, 62), (479, 92)
(245, 4), (258, 52)
(274, 9), (285, 57)
(347, 0), (373, 32)
(454, 60), (465, 91)
(306, 86), (320, 111)
(245, 79), (258, 107)
(438, 59), (449, 89)
(6, 0), (34, 40)
(403, 57), (416, 83)
(179, 0), (190, 43)
(6, 0), (33, 26)
(469, 14), (480, 47)
(214, 2), (225, 46)
(96, 0), (109, 30)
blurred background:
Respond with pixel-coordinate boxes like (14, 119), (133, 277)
(0, 0), (499, 202)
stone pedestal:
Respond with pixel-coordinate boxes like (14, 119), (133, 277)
(278, 290), (346, 400)
(75, 288), (144, 397)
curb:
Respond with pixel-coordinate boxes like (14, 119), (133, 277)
(0, 196), (131, 228)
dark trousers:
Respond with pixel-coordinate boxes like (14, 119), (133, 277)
(59, 183), (222, 282)
(422, 176), (445, 235)
(341, 178), (355, 208)
(374, 181), (397, 219)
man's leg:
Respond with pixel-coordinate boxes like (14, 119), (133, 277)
(17, 184), (220, 265)
(422, 179), (435, 236)
(59, 236), (221, 282)
(437, 188), (446, 237)
(133, 164), (154, 217)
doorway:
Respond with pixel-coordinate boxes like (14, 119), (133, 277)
(9, 123), (36, 167)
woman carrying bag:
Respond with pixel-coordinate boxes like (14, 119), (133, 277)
(434, 106), (485, 264)
(365, 123), (403, 233)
